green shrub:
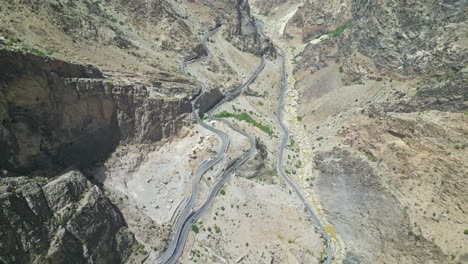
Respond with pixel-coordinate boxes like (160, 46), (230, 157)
(191, 224), (199, 233)
(24, 48), (46, 56)
(326, 20), (352, 38)
(214, 111), (274, 136)
(366, 153), (377, 162)
(220, 189), (226, 195)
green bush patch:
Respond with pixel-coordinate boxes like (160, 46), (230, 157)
(214, 111), (274, 136)
(326, 20), (352, 38)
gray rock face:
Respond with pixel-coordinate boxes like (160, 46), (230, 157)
(0, 50), (118, 175)
(208, 0), (276, 57)
(315, 150), (449, 264)
(288, 0), (352, 42)
(347, 0), (467, 76)
(0, 50), (194, 176)
(0, 171), (135, 264)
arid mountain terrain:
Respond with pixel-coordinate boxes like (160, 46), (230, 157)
(1, 0), (467, 264)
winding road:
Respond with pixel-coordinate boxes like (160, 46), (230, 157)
(158, 25), (265, 264)
(275, 47), (333, 263)
(158, 18), (334, 264)
(158, 26), (229, 264)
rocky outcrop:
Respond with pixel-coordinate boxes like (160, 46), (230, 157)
(0, 50), (118, 175)
(0, 171), (136, 264)
(207, 0), (276, 57)
(315, 150), (449, 264)
(288, 0), (352, 42)
(341, 0), (467, 80)
(0, 50), (195, 176)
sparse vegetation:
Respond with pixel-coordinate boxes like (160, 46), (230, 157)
(214, 111), (274, 136)
(326, 20), (352, 38)
(110, 16), (118, 23)
(366, 153), (377, 162)
(23, 47), (46, 56)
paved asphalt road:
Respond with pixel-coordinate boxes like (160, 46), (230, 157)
(275, 48), (334, 264)
(159, 24), (265, 264)
(158, 26), (229, 264)
(159, 19), (334, 264)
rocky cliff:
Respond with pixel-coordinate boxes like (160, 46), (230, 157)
(205, 0), (276, 57)
(0, 171), (136, 264)
(0, 1), (202, 262)
(280, 0), (467, 263)
(0, 50), (195, 176)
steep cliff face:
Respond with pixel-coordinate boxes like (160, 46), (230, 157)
(0, 171), (136, 264)
(205, 0), (276, 57)
(0, 50), (195, 176)
(0, 50), (118, 175)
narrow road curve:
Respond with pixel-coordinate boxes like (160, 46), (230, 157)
(158, 26), (229, 264)
(275, 47), (333, 263)
(158, 25), (266, 264)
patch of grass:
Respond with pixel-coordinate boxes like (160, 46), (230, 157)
(376, 77), (383, 81)
(366, 153), (377, 162)
(296, 116), (303, 122)
(214, 111), (274, 136)
(5, 38), (19, 47)
(326, 20), (352, 38)
(292, 54), (301, 64)
(262, 10), (270, 17)
(24, 47), (46, 56)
